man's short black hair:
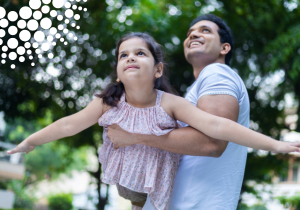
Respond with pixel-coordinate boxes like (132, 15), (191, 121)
(190, 14), (234, 66)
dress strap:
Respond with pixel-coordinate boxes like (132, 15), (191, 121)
(155, 90), (163, 106)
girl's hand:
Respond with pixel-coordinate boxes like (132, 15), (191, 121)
(7, 141), (35, 155)
(274, 141), (300, 154)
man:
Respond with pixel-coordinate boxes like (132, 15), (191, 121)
(108, 14), (249, 210)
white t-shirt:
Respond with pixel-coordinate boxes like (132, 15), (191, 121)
(143, 63), (250, 210)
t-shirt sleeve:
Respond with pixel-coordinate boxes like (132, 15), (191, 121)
(195, 65), (240, 100)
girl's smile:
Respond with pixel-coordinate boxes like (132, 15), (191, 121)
(125, 64), (140, 71)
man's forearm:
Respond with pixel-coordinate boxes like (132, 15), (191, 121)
(135, 126), (225, 157)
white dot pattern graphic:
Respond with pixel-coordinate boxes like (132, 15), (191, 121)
(19, 7), (32, 19)
(0, 0), (87, 68)
(8, 11), (18, 22)
(0, 7), (6, 19)
(33, 11), (42, 20)
(17, 20), (27, 29)
(8, 26), (18, 35)
(0, 19), (9, 28)
(7, 38), (18, 49)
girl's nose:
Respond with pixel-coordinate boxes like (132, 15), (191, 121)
(127, 55), (136, 62)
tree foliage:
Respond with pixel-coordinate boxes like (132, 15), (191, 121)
(1, 0), (300, 209)
(277, 193), (300, 210)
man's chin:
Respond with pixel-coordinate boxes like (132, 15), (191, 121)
(186, 50), (204, 61)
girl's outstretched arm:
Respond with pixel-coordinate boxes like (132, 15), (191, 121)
(165, 93), (300, 153)
(7, 97), (105, 154)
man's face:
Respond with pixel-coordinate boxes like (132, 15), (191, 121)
(183, 20), (223, 65)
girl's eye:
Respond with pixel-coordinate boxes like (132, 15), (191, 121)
(203, 29), (210, 33)
(120, 54), (127, 58)
(138, 51), (145, 56)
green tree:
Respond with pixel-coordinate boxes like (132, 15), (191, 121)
(48, 193), (73, 210)
(278, 193), (300, 210)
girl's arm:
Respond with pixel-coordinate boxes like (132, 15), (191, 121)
(164, 93), (300, 153)
(7, 97), (106, 154)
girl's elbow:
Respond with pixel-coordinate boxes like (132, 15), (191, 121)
(60, 117), (73, 137)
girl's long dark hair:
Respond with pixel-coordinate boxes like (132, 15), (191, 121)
(95, 32), (175, 107)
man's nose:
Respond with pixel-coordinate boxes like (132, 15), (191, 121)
(189, 31), (200, 39)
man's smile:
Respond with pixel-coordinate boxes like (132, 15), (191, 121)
(188, 39), (205, 48)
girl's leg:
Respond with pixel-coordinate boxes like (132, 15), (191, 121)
(142, 197), (157, 210)
(132, 205), (143, 210)
(132, 200), (146, 207)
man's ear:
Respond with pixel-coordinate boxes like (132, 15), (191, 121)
(155, 62), (164, 78)
(220, 43), (231, 55)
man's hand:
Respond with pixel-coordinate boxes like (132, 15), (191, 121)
(107, 124), (137, 149)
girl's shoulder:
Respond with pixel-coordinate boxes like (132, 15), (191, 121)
(160, 92), (183, 119)
(102, 103), (113, 114)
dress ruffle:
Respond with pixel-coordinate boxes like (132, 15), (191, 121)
(98, 90), (182, 210)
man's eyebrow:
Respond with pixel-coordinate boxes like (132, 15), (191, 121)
(200, 25), (213, 30)
(187, 25), (213, 35)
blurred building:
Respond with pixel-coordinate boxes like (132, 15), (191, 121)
(243, 107), (300, 210)
(0, 141), (25, 209)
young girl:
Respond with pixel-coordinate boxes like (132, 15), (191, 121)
(8, 32), (300, 210)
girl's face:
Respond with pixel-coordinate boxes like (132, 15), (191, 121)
(116, 37), (162, 86)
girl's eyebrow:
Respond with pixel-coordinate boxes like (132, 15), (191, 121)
(119, 50), (127, 55)
(119, 48), (149, 55)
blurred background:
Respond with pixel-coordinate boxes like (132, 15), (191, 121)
(0, 0), (300, 209)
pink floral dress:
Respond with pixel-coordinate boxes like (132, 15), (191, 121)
(98, 90), (182, 210)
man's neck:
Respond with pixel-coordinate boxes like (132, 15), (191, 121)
(192, 60), (225, 80)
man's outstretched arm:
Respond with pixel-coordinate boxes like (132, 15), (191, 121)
(108, 94), (239, 157)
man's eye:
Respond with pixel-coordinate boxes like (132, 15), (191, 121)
(138, 51), (145, 55)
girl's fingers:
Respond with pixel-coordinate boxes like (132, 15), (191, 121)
(7, 148), (18, 154)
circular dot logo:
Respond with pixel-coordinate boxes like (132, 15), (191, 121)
(8, 26), (18, 36)
(29, 0), (42, 10)
(9, 52), (17, 60)
(0, 29), (5, 38)
(0, 0), (88, 68)
(8, 11), (18, 22)
(17, 46), (26, 55)
(52, 0), (64, 9)
(0, 19), (9, 28)
(17, 20), (27, 29)
(34, 31), (45, 42)
(19, 56), (25, 62)
(41, 5), (50, 14)
(7, 38), (19, 49)
(19, 6), (33, 19)
(40, 18), (52, 29)
(43, 0), (51, 4)
(27, 19), (39, 31)
(19, 30), (31, 42)
(0, 7), (6, 19)
(33, 11), (42, 20)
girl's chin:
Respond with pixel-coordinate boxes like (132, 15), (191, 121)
(122, 77), (150, 85)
